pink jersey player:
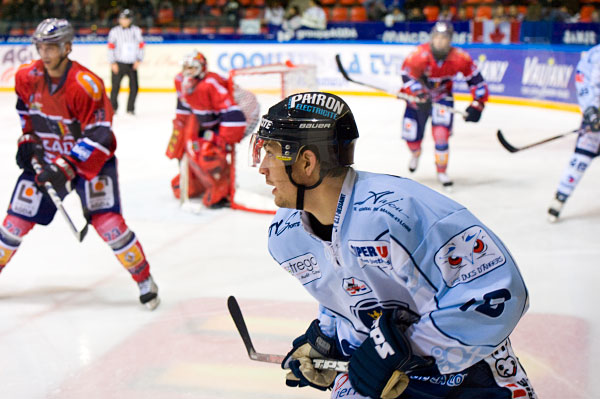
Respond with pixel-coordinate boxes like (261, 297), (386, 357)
(166, 50), (248, 208)
(400, 21), (489, 188)
(2, 18), (159, 310)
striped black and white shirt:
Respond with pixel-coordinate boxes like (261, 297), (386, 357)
(107, 25), (145, 64)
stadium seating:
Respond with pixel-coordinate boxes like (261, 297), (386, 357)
(350, 6), (367, 22)
(330, 7), (348, 22)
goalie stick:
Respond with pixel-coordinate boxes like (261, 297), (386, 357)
(31, 157), (89, 242)
(227, 295), (349, 372)
(496, 128), (580, 153)
(335, 54), (468, 118)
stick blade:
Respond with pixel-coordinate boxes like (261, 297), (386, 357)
(496, 130), (520, 153)
(227, 296), (257, 358)
(335, 54), (352, 82)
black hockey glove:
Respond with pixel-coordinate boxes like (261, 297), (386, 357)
(348, 310), (433, 399)
(16, 134), (44, 173)
(583, 106), (600, 131)
(464, 100), (484, 122)
(35, 157), (77, 193)
(281, 319), (345, 391)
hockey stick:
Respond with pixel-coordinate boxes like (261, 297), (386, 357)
(496, 128), (580, 153)
(31, 157), (88, 242)
(335, 54), (468, 118)
(227, 295), (349, 372)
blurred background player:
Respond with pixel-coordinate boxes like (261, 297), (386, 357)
(165, 50), (258, 208)
(108, 9), (144, 115)
(2, 18), (159, 310)
(250, 92), (536, 398)
(400, 21), (488, 188)
(548, 44), (600, 222)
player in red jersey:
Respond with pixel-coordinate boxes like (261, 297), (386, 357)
(166, 50), (258, 207)
(1, 19), (159, 310)
(400, 21), (489, 188)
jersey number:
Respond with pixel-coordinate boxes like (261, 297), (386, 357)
(459, 289), (511, 318)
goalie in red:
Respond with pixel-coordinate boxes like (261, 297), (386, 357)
(400, 21), (489, 188)
(166, 50), (259, 208)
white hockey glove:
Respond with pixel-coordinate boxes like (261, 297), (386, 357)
(281, 319), (345, 391)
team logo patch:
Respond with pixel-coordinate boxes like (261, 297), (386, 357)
(85, 175), (115, 210)
(432, 104), (452, 126)
(348, 240), (391, 271)
(434, 225), (506, 287)
(76, 71), (103, 102)
(491, 341), (518, 378)
(70, 140), (95, 162)
(11, 180), (43, 217)
(281, 253), (321, 285)
(402, 117), (418, 141)
(116, 241), (144, 268)
(342, 277), (371, 296)
(350, 298), (413, 329)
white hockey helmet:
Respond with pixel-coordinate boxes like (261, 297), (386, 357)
(430, 21), (453, 61)
(181, 50), (207, 79)
(32, 18), (74, 45)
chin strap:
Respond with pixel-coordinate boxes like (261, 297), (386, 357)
(285, 165), (324, 210)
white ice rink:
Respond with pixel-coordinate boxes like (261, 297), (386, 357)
(0, 90), (598, 399)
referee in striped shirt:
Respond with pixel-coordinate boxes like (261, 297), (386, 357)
(108, 9), (144, 115)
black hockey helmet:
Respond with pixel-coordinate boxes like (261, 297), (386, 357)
(250, 92), (358, 169)
(430, 21), (454, 61)
(119, 9), (133, 19)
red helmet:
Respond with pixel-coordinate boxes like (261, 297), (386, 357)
(182, 50), (207, 79)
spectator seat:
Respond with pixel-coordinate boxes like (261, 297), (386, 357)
(330, 6), (348, 21)
(350, 6), (367, 22)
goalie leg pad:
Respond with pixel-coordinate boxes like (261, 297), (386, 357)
(0, 215), (35, 272)
(91, 212), (150, 282)
(188, 140), (231, 207)
(171, 173), (205, 199)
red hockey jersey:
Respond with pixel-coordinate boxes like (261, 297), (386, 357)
(15, 59), (116, 180)
(182, 71), (246, 145)
(401, 43), (489, 103)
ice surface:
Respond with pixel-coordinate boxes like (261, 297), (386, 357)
(0, 91), (597, 398)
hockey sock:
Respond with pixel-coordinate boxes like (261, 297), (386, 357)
(433, 126), (450, 173)
(0, 215), (35, 272)
(557, 152), (592, 198)
(91, 212), (150, 282)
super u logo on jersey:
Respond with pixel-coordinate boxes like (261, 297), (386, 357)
(348, 240), (391, 271)
(434, 225), (506, 287)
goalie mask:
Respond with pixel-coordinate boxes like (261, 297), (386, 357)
(182, 50), (207, 79)
(430, 21), (453, 61)
(249, 92), (358, 209)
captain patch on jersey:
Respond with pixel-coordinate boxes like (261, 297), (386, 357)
(435, 225), (506, 287)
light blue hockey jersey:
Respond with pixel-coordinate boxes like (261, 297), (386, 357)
(267, 169), (529, 374)
(576, 44), (600, 110)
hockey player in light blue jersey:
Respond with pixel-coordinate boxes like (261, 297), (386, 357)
(249, 92), (537, 398)
(548, 44), (600, 222)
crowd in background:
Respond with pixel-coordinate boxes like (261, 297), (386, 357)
(0, 0), (597, 35)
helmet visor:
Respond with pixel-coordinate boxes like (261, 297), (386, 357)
(248, 133), (300, 167)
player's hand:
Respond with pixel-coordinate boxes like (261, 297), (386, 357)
(583, 106), (600, 131)
(348, 310), (432, 399)
(464, 100), (484, 122)
(35, 157), (77, 193)
(281, 319), (343, 391)
(400, 81), (431, 104)
(16, 134), (44, 173)
(111, 63), (119, 74)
